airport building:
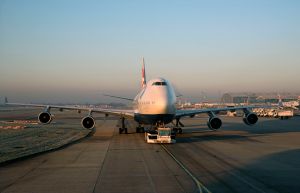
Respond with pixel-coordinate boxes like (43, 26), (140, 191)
(221, 92), (300, 104)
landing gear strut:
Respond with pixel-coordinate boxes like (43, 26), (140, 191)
(173, 118), (183, 134)
(119, 117), (128, 134)
(136, 125), (145, 133)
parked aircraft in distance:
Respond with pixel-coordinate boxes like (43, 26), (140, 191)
(5, 58), (259, 134)
(277, 95), (299, 110)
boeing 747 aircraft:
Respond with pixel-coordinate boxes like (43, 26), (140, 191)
(5, 58), (259, 134)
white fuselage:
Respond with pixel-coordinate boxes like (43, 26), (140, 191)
(133, 78), (177, 125)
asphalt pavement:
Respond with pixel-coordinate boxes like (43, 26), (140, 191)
(1, 113), (300, 193)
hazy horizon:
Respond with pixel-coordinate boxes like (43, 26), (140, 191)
(1, 0), (300, 103)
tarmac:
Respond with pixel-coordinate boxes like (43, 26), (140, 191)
(1, 109), (300, 193)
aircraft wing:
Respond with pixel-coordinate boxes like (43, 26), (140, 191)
(175, 106), (258, 118)
(5, 102), (134, 119)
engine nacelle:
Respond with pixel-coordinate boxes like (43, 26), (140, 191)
(81, 116), (95, 129)
(207, 116), (222, 130)
(38, 112), (52, 124)
(243, 113), (258, 126)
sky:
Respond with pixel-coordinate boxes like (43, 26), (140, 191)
(1, 0), (300, 103)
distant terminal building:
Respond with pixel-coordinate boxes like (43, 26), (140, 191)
(221, 92), (300, 104)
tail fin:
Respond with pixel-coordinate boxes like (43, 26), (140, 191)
(246, 96), (250, 105)
(141, 57), (146, 88)
(1, 96), (8, 105)
(278, 94), (283, 107)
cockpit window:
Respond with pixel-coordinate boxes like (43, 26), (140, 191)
(152, 82), (167, 86)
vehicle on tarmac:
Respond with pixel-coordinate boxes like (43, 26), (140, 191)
(145, 127), (176, 144)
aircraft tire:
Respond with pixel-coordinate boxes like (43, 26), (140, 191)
(178, 128), (183, 134)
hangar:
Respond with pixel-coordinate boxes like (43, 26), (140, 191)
(221, 92), (300, 104)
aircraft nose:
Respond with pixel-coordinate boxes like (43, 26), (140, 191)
(155, 92), (175, 114)
(157, 99), (168, 113)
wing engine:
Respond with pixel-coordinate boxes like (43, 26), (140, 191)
(81, 116), (95, 129)
(243, 112), (258, 125)
(38, 112), (52, 124)
(207, 116), (222, 130)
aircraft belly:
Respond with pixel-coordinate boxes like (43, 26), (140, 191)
(134, 113), (175, 125)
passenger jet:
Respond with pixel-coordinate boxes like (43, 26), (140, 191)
(5, 58), (259, 134)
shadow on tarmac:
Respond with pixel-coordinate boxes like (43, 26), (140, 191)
(204, 149), (300, 193)
(178, 116), (300, 138)
(170, 117), (300, 193)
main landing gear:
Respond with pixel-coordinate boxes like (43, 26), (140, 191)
(173, 118), (183, 134)
(119, 118), (145, 134)
(136, 125), (145, 133)
(119, 117), (128, 134)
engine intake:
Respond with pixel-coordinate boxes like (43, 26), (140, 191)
(243, 113), (258, 126)
(81, 116), (95, 129)
(38, 112), (52, 124)
(207, 116), (222, 130)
